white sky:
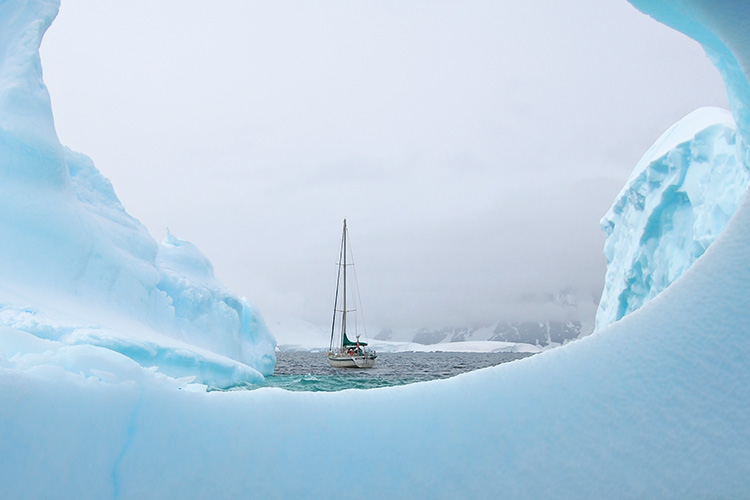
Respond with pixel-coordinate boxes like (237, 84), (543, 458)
(40, 0), (728, 330)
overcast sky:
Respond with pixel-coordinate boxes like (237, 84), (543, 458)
(40, 0), (728, 331)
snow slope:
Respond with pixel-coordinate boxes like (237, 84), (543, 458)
(2, 0), (750, 499)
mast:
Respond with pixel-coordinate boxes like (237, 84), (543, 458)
(330, 219), (349, 352)
(341, 219), (347, 348)
(329, 219), (345, 352)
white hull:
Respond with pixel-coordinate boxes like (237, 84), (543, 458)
(328, 354), (376, 368)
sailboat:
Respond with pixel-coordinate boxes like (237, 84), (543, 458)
(328, 219), (377, 368)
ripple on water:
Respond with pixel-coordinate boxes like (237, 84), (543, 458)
(223, 351), (533, 392)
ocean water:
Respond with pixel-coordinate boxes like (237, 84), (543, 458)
(230, 351), (533, 392)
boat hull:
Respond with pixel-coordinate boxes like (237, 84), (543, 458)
(328, 354), (376, 368)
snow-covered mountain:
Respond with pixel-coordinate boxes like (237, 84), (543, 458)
(376, 321), (583, 347)
(375, 289), (596, 347)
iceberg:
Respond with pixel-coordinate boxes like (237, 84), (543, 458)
(2, 0), (750, 498)
(596, 106), (748, 329)
(0, 0), (275, 387)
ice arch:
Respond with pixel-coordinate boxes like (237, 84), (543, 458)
(1, 1), (750, 499)
(628, 0), (750, 148)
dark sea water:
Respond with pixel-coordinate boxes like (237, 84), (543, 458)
(233, 351), (533, 392)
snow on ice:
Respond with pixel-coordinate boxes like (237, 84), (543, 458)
(2, 0), (750, 498)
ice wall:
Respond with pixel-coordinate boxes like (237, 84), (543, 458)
(0, 0), (275, 386)
(596, 107), (748, 329)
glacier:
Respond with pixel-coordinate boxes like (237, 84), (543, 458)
(2, 0), (750, 499)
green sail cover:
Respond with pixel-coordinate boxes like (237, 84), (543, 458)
(342, 332), (367, 347)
